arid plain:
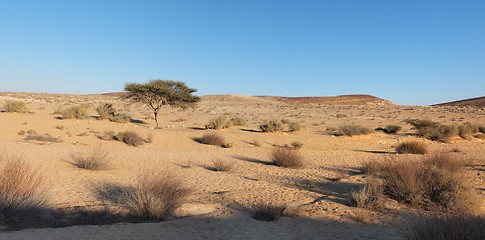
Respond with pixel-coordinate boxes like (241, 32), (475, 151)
(0, 92), (484, 239)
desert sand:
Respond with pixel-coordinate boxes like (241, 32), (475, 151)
(0, 92), (483, 239)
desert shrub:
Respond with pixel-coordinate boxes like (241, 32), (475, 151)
(115, 131), (145, 147)
(109, 113), (131, 123)
(259, 120), (284, 132)
(222, 142), (234, 148)
(251, 202), (287, 221)
(396, 141), (428, 154)
(70, 146), (111, 170)
(405, 119), (456, 142)
(250, 139), (261, 147)
(230, 117), (246, 126)
(24, 133), (62, 143)
(288, 121), (302, 132)
(457, 122), (479, 138)
(339, 124), (371, 136)
(0, 153), (46, 225)
(3, 100), (29, 113)
(400, 214), (485, 240)
(385, 125), (402, 134)
(96, 103), (115, 120)
(211, 159), (234, 172)
(280, 119), (291, 124)
(349, 178), (386, 211)
(270, 147), (304, 168)
(61, 106), (89, 119)
(290, 141), (303, 149)
(98, 131), (115, 141)
(205, 116), (232, 130)
(366, 153), (478, 213)
(112, 171), (191, 220)
(478, 125), (485, 133)
(199, 133), (225, 146)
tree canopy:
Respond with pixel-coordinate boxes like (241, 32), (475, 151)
(124, 80), (200, 128)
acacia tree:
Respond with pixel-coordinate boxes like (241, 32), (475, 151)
(124, 80), (200, 128)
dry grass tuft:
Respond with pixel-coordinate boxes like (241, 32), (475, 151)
(288, 121), (303, 132)
(270, 147), (304, 168)
(384, 124), (402, 133)
(396, 141), (428, 154)
(339, 124), (371, 136)
(251, 202), (287, 221)
(96, 103), (115, 120)
(24, 133), (62, 143)
(259, 120), (284, 132)
(3, 100), (29, 113)
(0, 153), (46, 224)
(365, 153), (479, 213)
(70, 146), (111, 170)
(61, 106), (89, 119)
(400, 214), (485, 240)
(349, 178), (386, 211)
(103, 171), (191, 220)
(211, 159), (235, 172)
(405, 119), (456, 142)
(115, 131), (145, 147)
(457, 122), (479, 138)
(199, 133), (225, 146)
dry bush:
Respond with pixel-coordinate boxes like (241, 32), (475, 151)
(400, 214), (485, 240)
(229, 117), (246, 126)
(367, 153), (478, 213)
(205, 116), (232, 130)
(339, 124), (371, 136)
(250, 139), (261, 147)
(70, 146), (111, 170)
(0, 153), (46, 224)
(288, 121), (302, 132)
(349, 178), (386, 211)
(24, 133), (62, 143)
(96, 103), (115, 120)
(115, 131), (145, 147)
(98, 131), (115, 141)
(259, 120), (284, 132)
(199, 133), (225, 146)
(211, 159), (235, 172)
(3, 100), (29, 113)
(251, 202), (287, 221)
(61, 106), (89, 119)
(290, 141), (304, 149)
(384, 125), (401, 134)
(405, 119), (456, 142)
(270, 147), (304, 168)
(109, 171), (191, 220)
(478, 125), (485, 133)
(109, 113), (131, 123)
(457, 122), (479, 138)
(396, 141), (428, 154)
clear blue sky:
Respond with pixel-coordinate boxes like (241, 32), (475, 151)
(1, 0), (484, 105)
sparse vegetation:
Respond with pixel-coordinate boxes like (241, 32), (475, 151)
(384, 124), (401, 134)
(251, 202), (287, 221)
(396, 141), (428, 154)
(124, 80), (200, 128)
(229, 117), (246, 126)
(24, 133), (62, 143)
(70, 146), (111, 170)
(96, 103), (116, 120)
(259, 120), (284, 132)
(349, 178), (386, 211)
(115, 131), (145, 146)
(364, 153), (478, 213)
(457, 122), (479, 138)
(400, 214), (485, 240)
(0, 153), (46, 225)
(288, 121), (302, 132)
(107, 171), (191, 220)
(205, 116), (233, 130)
(405, 119), (456, 142)
(98, 131), (115, 141)
(249, 139), (261, 147)
(270, 147), (304, 168)
(3, 100), (29, 113)
(109, 113), (131, 123)
(211, 159), (234, 172)
(61, 106), (89, 119)
(339, 124), (371, 136)
(199, 133), (225, 146)
(290, 141), (304, 149)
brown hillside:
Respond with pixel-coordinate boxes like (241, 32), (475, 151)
(433, 96), (485, 107)
(258, 94), (394, 105)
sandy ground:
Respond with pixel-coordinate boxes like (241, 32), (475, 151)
(0, 92), (484, 239)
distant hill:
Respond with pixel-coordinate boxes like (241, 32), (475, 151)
(100, 93), (394, 105)
(258, 94), (394, 105)
(433, 96), (485, 107)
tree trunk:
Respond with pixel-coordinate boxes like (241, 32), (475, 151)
(154, 111), (159, 128)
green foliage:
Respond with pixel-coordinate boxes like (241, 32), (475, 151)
(124, 80), (200, 128)
(3, 100), (29, 113)
(405, 119), (456, 142)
